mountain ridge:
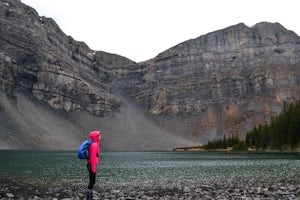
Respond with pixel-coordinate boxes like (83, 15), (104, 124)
(1, 0), (300, 149)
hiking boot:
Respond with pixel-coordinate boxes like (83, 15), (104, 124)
(86, 189), (93, 200)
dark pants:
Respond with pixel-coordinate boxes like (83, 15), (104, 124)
(87, 163), (96, 190)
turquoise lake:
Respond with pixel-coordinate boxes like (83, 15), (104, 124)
(0, 151), (300, 187)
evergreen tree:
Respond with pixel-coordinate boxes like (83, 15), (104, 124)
(204, 100), (300, 151)
(245, 100), (300, 150)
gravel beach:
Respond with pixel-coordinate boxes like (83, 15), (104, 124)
(1, 178), (299, 200)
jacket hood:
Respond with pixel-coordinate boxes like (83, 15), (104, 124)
(89, 131), (101, 143)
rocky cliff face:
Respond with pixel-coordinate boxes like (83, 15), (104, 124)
(0, 0), (195, 150)
(0, 0), (137, 117)
(1, 0), (300, 149)
(119, 23), (300, 142)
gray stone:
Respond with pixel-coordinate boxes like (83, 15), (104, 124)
(6, 193), (14, 198)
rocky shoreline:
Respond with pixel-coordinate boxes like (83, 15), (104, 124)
(1, 178), (299, 200)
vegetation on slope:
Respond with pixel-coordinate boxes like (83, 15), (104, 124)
(179, 100), (300, 151)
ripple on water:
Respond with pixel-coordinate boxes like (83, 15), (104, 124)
(0, 150), (299, 187)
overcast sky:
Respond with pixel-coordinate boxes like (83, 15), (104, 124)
(21, 0), (300, 62)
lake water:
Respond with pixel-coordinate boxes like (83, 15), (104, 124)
(0, 151), (300, 188)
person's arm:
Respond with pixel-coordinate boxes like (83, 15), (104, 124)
(89, 143), (98, 173)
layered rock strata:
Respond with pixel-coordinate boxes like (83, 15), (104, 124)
(0, 0), (195, 150)
(0, 0), (138, 117)
(120, 23), (300, 141)
(1, 0), (300, 149)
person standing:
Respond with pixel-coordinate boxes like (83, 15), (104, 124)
(86, 130), (101, 200)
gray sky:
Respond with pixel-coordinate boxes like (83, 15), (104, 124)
(21, 0), (300, 62)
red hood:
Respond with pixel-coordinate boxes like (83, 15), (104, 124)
(89, 131), (101, 143)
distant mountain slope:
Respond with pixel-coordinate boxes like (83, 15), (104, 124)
(1, 0), (300, 149)
(119, 23), (300, 142)
(0, 0), (196, 149)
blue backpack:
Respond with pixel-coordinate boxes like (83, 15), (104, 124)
(77, 139), (92, 159)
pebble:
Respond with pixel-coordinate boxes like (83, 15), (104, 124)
(6, 193), (14, 198)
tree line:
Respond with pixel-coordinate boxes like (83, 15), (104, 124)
(203, 100), (300, 151)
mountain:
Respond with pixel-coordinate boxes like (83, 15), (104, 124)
(1, 0), (300, 150)
(0, 0), (196, 150)
(128, 22), (300, 143)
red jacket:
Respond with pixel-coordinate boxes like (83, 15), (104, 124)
(87, 131), (101, 173)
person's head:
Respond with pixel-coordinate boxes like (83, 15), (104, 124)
(89, 130), (101, 143)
